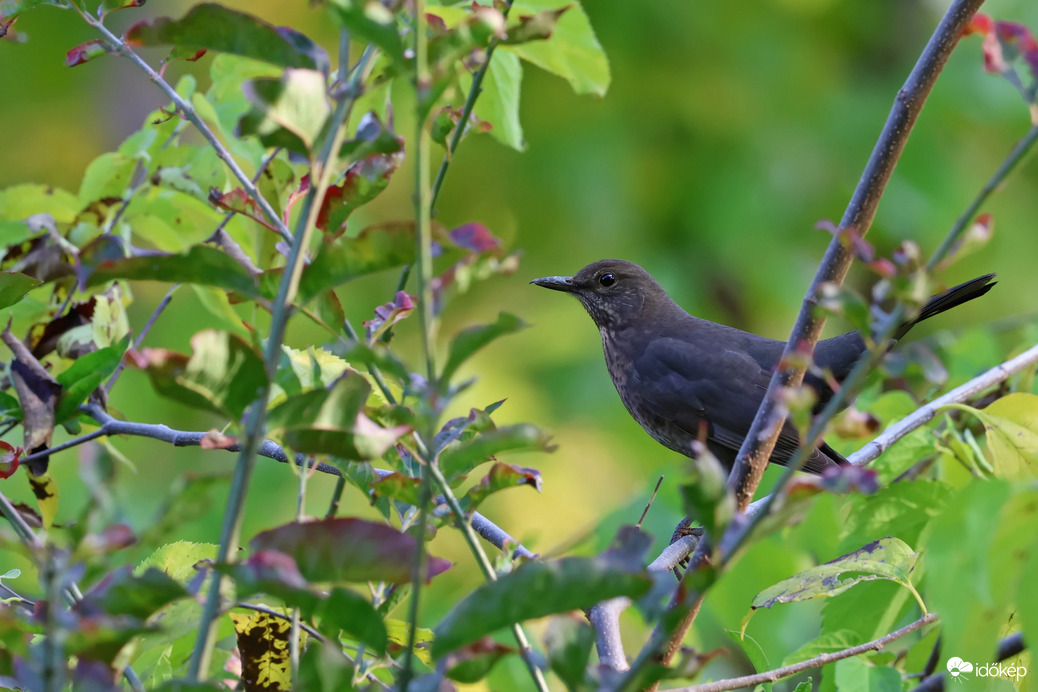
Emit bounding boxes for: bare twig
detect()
[673,613,938,692]
[105,284,179,392]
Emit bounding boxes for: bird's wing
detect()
[632,336,841,472]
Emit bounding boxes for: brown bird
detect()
[532,260,995,473]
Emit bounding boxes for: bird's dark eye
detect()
[599,273,616,287]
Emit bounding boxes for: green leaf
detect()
[80,567,189,620]
[240,69,331,155]
[503,0,610,96]
[948,393,1038,478]
[781,629,862,667]
[138,474,230,550]
[313,587,388,655]
[0,271,40,310]
[296,639,355,692]
[439,312,527,386]
[726,631,771,692]
[297,222,416,302]
[432,556,653,657]
[439,423,554,482]
[316,153,405,234]
[55,342,126,423]
[833,656,902,692]
[0,184,81,224]
[82,242,260,296]
[461,462,542,511]
[326,0,405,66]
[752,537,920,610]
[131,330,267,420]
[125,3,324,70]
[543,615,594,691]
[78,151,135,205]
[249,517,451,584]
[466,48,524,150]
[0,0,65,23]
[267,372,410,460]
[445,639,516,683]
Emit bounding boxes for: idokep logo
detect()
[946,656,1027,683]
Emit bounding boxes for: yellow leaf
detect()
[27,471,58,529]
[229,608,300,691]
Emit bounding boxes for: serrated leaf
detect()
[948,394,1038,479]
[432,556,652,657]
[297,222,416,302]
[130,330,267,420]
[126,4,324,70]
[752,537,919,611]
[503,0,610,96]
[439,423,553,482]
[267,372,409,459]
[250,517,451,584]
[439,312,527,386]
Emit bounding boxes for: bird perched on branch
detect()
[532,260,995,473]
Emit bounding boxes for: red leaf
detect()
[363,291,417,343]
[450,223,501,254]
[65,39,110,67]
[0,441,21,480]
[316,153,404,235]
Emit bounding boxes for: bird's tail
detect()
[894,273,997,340]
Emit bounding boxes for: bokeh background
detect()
[3,0,1038,687]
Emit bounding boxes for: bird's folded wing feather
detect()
[632,336,839,472]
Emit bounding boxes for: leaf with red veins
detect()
[65,39,111,67]
[450,223,501,255]
[0,441,22,480]
[317,152,405,235]
[208,187,277,231]
[363,291,416,344]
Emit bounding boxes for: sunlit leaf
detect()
[229,609,294,692]
[751,537,920,611]
[325,0,405,66]
[240,69,331,155]
[129,330,267,420]
[461,462,542,512]
[439,423,554,483]
[947,394,1038,479]
[503,0,610,96]
[267,372,409,459]
[0,271,40,309]
[55,342,126,423]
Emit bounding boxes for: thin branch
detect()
[73,10,294,246]
[849,341,1038,466]
[42,404,534,561]
[233,602,325,642]
[429,0,516,212]
[105,284,179,392]
[673,613,938,692]
[910,632,1025,692]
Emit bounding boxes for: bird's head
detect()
[531,259,671,330]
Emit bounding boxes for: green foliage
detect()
[1,0,1037,689]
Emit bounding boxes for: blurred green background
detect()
[2,0,1038,687]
